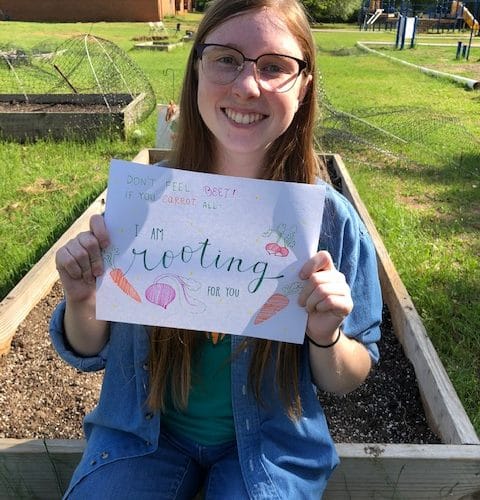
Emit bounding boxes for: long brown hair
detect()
[148,0,325,420]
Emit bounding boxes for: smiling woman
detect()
[194,7,313,177]
[48,1,383,498]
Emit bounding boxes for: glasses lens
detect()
[256,55,301,92]
[201,45,244,85]
[199,45,305,93]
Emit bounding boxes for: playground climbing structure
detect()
[360,0,479,34]
[451,1,479,32]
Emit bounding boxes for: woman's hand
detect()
[298,251,371,394]
[298,250,353,345]
[55,214,110,303]
[55,214,111,356]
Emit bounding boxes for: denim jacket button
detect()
[143,363,148,370]
[145,440,152,446]
[101,451,109,459]
[90,460,97,466]
[145,412,154,420]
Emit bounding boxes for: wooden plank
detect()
[0,93,145,141]
[0,94,133,105]
[0,439,69,500]
[325,443,480,499]
[132,147,152,164]
[132,147,168,164]
[0,112,124,141]
[1,439,478,500]
[123,92,147,130]
[331,153,479,446]
[0,192,106,354]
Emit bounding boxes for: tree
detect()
[302,0,360,23]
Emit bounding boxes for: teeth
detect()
[224,108,264,124]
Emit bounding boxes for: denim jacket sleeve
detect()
[319,183,382,362]
[49,300,110,372]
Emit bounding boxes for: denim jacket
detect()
[50,182,382,499]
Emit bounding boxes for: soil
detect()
[0,281,440,444]
[0,102,122,113]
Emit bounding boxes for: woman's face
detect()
[197,8,311,176]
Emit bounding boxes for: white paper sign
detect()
[96,159,326,344]
[155,103,179,150]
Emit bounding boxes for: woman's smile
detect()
[222,107,267,125]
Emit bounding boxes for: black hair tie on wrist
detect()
[306,329,342,349]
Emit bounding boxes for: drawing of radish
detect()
[145,282,176,308]
[103,249,142,303]
[254,293,289,325]
[265,242,289,257]
[263,223,296,257]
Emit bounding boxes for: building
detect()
[0,0,193,22]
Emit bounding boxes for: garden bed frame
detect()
[0,149,479,499]
[133,41,184,51]
[0,93,146,142]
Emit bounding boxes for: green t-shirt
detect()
[161,335,235,445]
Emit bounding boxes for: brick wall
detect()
[0,0,183,22]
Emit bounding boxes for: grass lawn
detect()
[313,28,479,434]
[0,19,478,435]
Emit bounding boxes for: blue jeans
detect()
[67,428,249,499]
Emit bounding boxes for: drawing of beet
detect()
[254,293,289,325]
[145,282,176,309]
[145,274,206,313]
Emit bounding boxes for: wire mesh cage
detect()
[0,34,156,124]
[315,72,480,172]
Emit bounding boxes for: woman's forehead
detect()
[204,9,301,56]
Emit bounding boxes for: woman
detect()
[51,0,382,498]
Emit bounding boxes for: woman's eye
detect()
[262,64,283,74]
[217,56,237,65]
[258,57,294,75]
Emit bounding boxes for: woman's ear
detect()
[299,74,313,104]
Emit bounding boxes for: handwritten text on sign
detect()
[96,159,325,344]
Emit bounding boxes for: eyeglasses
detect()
[195,43,308,93]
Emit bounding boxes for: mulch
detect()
[0,281,440,444]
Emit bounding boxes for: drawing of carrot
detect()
[110,268,142,303]
[207,332,225,345]
[254,293,289,325]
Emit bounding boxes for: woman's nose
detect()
[232,61,261,97]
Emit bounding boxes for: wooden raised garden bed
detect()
[133,41,184,52]
[0,149,479,499]
[0,93,146,142]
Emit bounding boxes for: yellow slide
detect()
[451,0,479,31]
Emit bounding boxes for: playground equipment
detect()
[360,0,479,34]
[359,1,413,30]
[451,0,480,31]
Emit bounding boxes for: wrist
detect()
[306,328,342,349]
